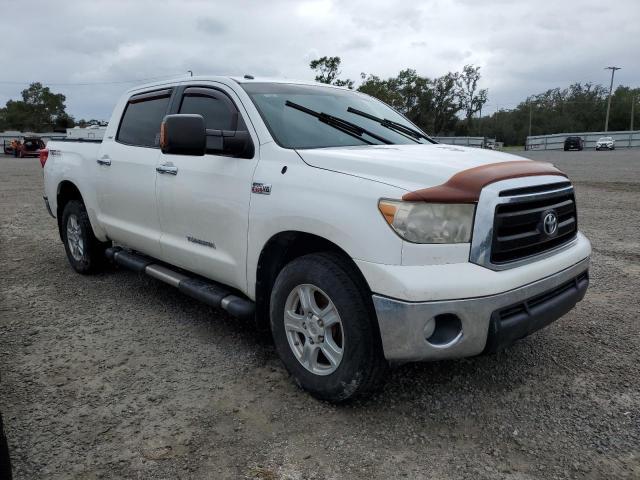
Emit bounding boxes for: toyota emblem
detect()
[543,211,558,236]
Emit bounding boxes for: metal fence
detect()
[432,136,495,148]
[526,130,640,150]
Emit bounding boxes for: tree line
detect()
[0,82,103,133]
[310,56,639,145]
[2,63,638,145]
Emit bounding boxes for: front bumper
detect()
[372,257,589,363]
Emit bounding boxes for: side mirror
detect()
[206,129,255,159]
[160,114,206,156]
[223,130,255,159]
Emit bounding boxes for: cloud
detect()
[1,0,638,120]
[196,17,228,35]
[342,37,374,51]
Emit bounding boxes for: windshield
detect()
[241,82,433,149]
[599,137,613,141]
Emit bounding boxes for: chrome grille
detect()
[491,184,577,264]
[469,176,579,271]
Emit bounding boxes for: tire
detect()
[564,147,568,151]
[270,252,388,402]
[61,200,109,274]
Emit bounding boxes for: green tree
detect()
[456,65,488,133]
[358,73,403,107]
[358,69,433,130]
[54,112,76,131]
[2,82,72,131]
[608,86,640,131]
[431,72,460,135]
[309,56,354,89]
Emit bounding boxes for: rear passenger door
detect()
[155,85,258,292]
[96,89,172,258]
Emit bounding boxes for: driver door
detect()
[155,85,258,292]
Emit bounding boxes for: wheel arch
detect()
[56,180,85,241]
[254,231,374,332]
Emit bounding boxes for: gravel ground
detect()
[1,149,639,479]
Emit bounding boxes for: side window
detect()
[179,94,235,130]
[117,91,171,147]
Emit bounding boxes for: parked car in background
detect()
[595,136,615,151]
[18,137,45,158]
[18,138,44,158]
[41,77,591,402]
[564,136,584,151]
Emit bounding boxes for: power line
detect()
[0,73,187,87]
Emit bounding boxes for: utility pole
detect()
[187,70,193,77]
[527,103,533,151]
[604,66,621,132]
[631,95,636,132]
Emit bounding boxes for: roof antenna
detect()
[187,70,193,77]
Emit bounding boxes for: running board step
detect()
[105,247,255,319]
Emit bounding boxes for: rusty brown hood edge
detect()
[401,160,567,203]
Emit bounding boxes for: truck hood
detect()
[296,144,530,192]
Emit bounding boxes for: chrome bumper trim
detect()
[372,257,590,363]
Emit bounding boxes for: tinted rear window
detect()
[117,93,171,147]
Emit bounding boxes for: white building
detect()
[66,125,106,140]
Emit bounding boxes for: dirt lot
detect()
[1,149,639,479]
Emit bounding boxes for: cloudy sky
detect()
[1,0,638,121]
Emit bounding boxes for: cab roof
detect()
[126,75,348,95]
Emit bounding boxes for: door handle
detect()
[156,164,178,175]
[96,156,111,166]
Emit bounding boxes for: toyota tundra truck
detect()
[41,76,591,402]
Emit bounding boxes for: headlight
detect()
[378,200,475,243]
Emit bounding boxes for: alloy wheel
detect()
[283,284,344,376]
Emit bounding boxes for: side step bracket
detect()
[106,247,255,319]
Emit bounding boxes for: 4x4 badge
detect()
[252,183,272,195]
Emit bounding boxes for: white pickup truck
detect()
[42,76,591,402]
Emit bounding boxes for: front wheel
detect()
[61,200,109,274]
[270,252,388,402]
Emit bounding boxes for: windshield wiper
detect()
[346,107,434,143]
[285,100,392,145]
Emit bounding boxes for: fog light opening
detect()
[426,314,463,347]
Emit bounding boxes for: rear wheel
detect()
[270,252,388,402]
[61,200,109,274]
